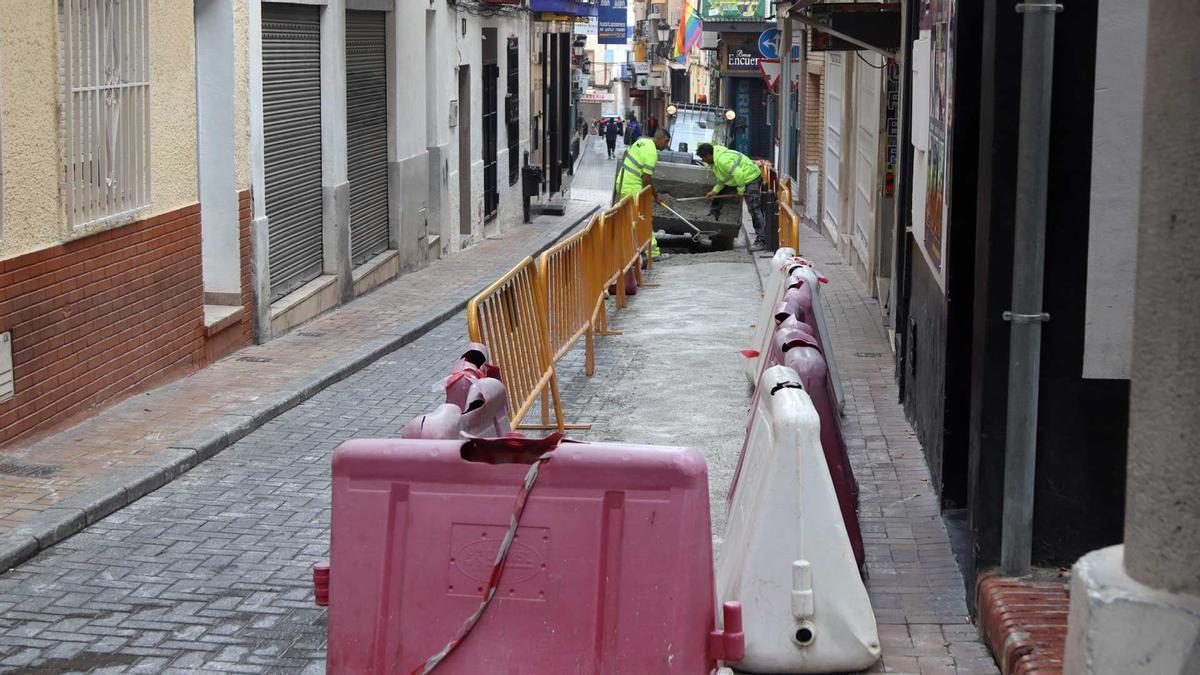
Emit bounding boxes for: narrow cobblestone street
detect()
[0,137,998,673]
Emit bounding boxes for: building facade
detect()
[0,1,232,447]
[0,0,547,448]
[791,0,1140,595]
[239,0,535,339]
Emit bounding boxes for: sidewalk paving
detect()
[752,224,999,674]
[0,199,600,571]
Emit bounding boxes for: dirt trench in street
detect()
[554,243,761,543]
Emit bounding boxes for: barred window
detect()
[59,0,150,229]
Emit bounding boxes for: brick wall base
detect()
[976,572,1070,675]
[0,191,255,447]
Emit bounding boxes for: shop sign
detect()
[536,13,590,23]
[726,47,761,71]
[598,0,628,45]
[700,0,765,20]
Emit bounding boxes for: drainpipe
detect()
[1000,0,1062,577]
[779,9,794,180]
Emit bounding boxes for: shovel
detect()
[658,199,718,247]
[671,194,742,202]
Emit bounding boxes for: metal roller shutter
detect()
[346,10,390,265]
[824,52,846,240]
[262,4,324,301]
[853,54,882,262]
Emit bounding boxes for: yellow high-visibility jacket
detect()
[710,145,761,195]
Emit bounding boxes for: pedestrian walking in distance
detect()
[604,118,621,159]
[626,116,642,145]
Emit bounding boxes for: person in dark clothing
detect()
[646,115,659,137]
[604,118,621,158]
[626,117,642,144]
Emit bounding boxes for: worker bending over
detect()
[697,143,768,250]
[614,129,672,259]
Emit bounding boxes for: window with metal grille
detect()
[59,0,151,230]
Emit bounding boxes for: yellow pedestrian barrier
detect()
[602,197,642,309]
[466,257,588,432]
[468,187,662,430]
[781,202,801,252]
[539,220,598,376]
[634,188,655,273]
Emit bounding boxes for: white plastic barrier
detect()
[744,248,798,385]
[717,365,879,673]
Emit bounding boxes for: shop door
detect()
[483,62,499,221]
[852,53,883,263]
[823,52,846,239]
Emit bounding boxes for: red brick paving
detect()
[788,226,1001,674]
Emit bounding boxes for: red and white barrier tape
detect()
[409,448,555,675]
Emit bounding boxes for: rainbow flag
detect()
[672,0,703,63]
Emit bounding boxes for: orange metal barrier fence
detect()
[466,257,577,430]
[468,187,658,430]
[539,215,599,377]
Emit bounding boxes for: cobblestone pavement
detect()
[0,191,597,537]
[0,317,467,673]
[0,143,996,673]
[0,144,618,673]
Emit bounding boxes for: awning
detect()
[783,2,900,59]
[530,0,597,17]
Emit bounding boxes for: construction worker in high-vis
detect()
[613,129,672,259]
[697,142,768,250]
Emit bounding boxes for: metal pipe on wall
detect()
[778,10,794,179]
[1000,0,1062,578]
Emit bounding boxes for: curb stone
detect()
[0,204,598,575]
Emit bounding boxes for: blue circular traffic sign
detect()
[758,28,801,60]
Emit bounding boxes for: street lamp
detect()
[656,20,670,44]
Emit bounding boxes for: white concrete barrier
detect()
[717,365,879,673]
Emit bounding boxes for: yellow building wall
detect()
[0,0,199,260]
[0,3,62,259]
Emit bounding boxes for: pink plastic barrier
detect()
[444,343,503,411]
[323,437,743,673]
[401,404,463,440]
[459,377,514,438]
[783,343,864,567]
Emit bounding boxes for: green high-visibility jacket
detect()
[709,145,761,195]
[615,137,659,197]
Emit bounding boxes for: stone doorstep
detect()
[0,203,600,576]
[976,571,1071,675]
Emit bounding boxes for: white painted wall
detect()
[241,0,533,332]
[195,0,241,297]
[1083,0,1148,380]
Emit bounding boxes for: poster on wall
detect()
[598,0,629,45]
[701,0,764,20]
[919,0,954,278]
